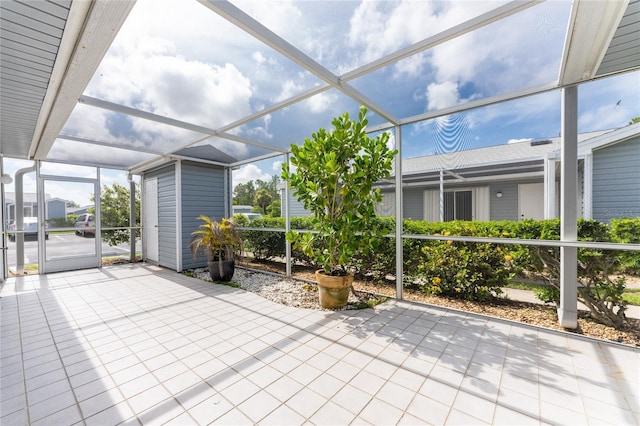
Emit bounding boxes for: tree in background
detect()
[254,188,272,214]
[91,183,141,246]
[629,116,640,125]
[266,199,281,217]
[233,181,256,206]
[233,175,280,216]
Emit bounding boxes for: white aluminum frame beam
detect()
[558,86,579,329]
[78,95,286,154]
[198,0,399,124]
[341,0,541,82]
[57,134,165,155]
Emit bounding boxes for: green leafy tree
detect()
[254,188,272,214]
[91,183,140,246]
[234,175,280,214]
[233,181,256,206]
[266,199,281,217]
[282,106,397,275]
[629,116,640,125]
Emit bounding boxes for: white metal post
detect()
[583,153,593,220]
[439,169,444,222]
[129,176,136,262]
[559,86,578,329]
[544,156,556,219]
[395,126,403,300]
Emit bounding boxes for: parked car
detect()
[8,217,48,242]
[240,213,263,221]
[75,213,95,237]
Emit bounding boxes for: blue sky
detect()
[46,0,639,187]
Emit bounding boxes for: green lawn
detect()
[623,288,640,306]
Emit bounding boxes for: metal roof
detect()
[392,124,640,187]
[1,0,639,171]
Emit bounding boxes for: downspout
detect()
[15,165,36,274]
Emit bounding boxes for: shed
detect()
[45,198,67,220]
[142,160,232,272]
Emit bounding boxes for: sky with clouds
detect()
[42,0,639,190]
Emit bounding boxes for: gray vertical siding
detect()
[281,190,311,218]
[146,164,177,270]
[181,162,226,270]
[46,200,66,219]
[592,137,640,222]
[383,180,542,222]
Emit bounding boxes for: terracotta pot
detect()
[208,259,235,282]
[315,270,354,309]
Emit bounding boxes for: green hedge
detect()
[240,216,639,309]
[610,218,640,274]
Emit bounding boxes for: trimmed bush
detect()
[240,214,635,328]
[611,218,640,274]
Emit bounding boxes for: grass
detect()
[623,289,640,306]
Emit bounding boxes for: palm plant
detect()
[190,215,242,281]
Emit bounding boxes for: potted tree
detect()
[282,106,397,308]
[190,215,242,281]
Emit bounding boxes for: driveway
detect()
[5,233,136,267]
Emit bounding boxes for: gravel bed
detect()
[192,267,382,310]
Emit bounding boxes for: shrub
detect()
[610,218,640,274]
[410,222,516,301]
[240,217,286,261]
[513,218,628,329]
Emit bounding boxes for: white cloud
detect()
[426,82,460,111]
[234,0,302,34]
[275,80,305,103]
[243,115,273,141]
[306,92,338,114]
[232,164,271,188]
[252,51,266,65]
[90,44,253,129]
[579,104,632,132]
[272,160,283,172]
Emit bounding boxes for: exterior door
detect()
[40,177,100,273]
[519,183,545,220]
[144,178,159,263]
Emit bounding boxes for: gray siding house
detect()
[5,193,68,223]
[377,124,639,223]
[142,160,231,272]
[281,124,640,223]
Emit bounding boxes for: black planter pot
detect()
[208,259,235,282]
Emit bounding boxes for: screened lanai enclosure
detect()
[1,0,639,328]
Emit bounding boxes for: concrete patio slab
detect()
[1,264,638,425]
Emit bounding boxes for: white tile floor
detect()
[1,264,638,425]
